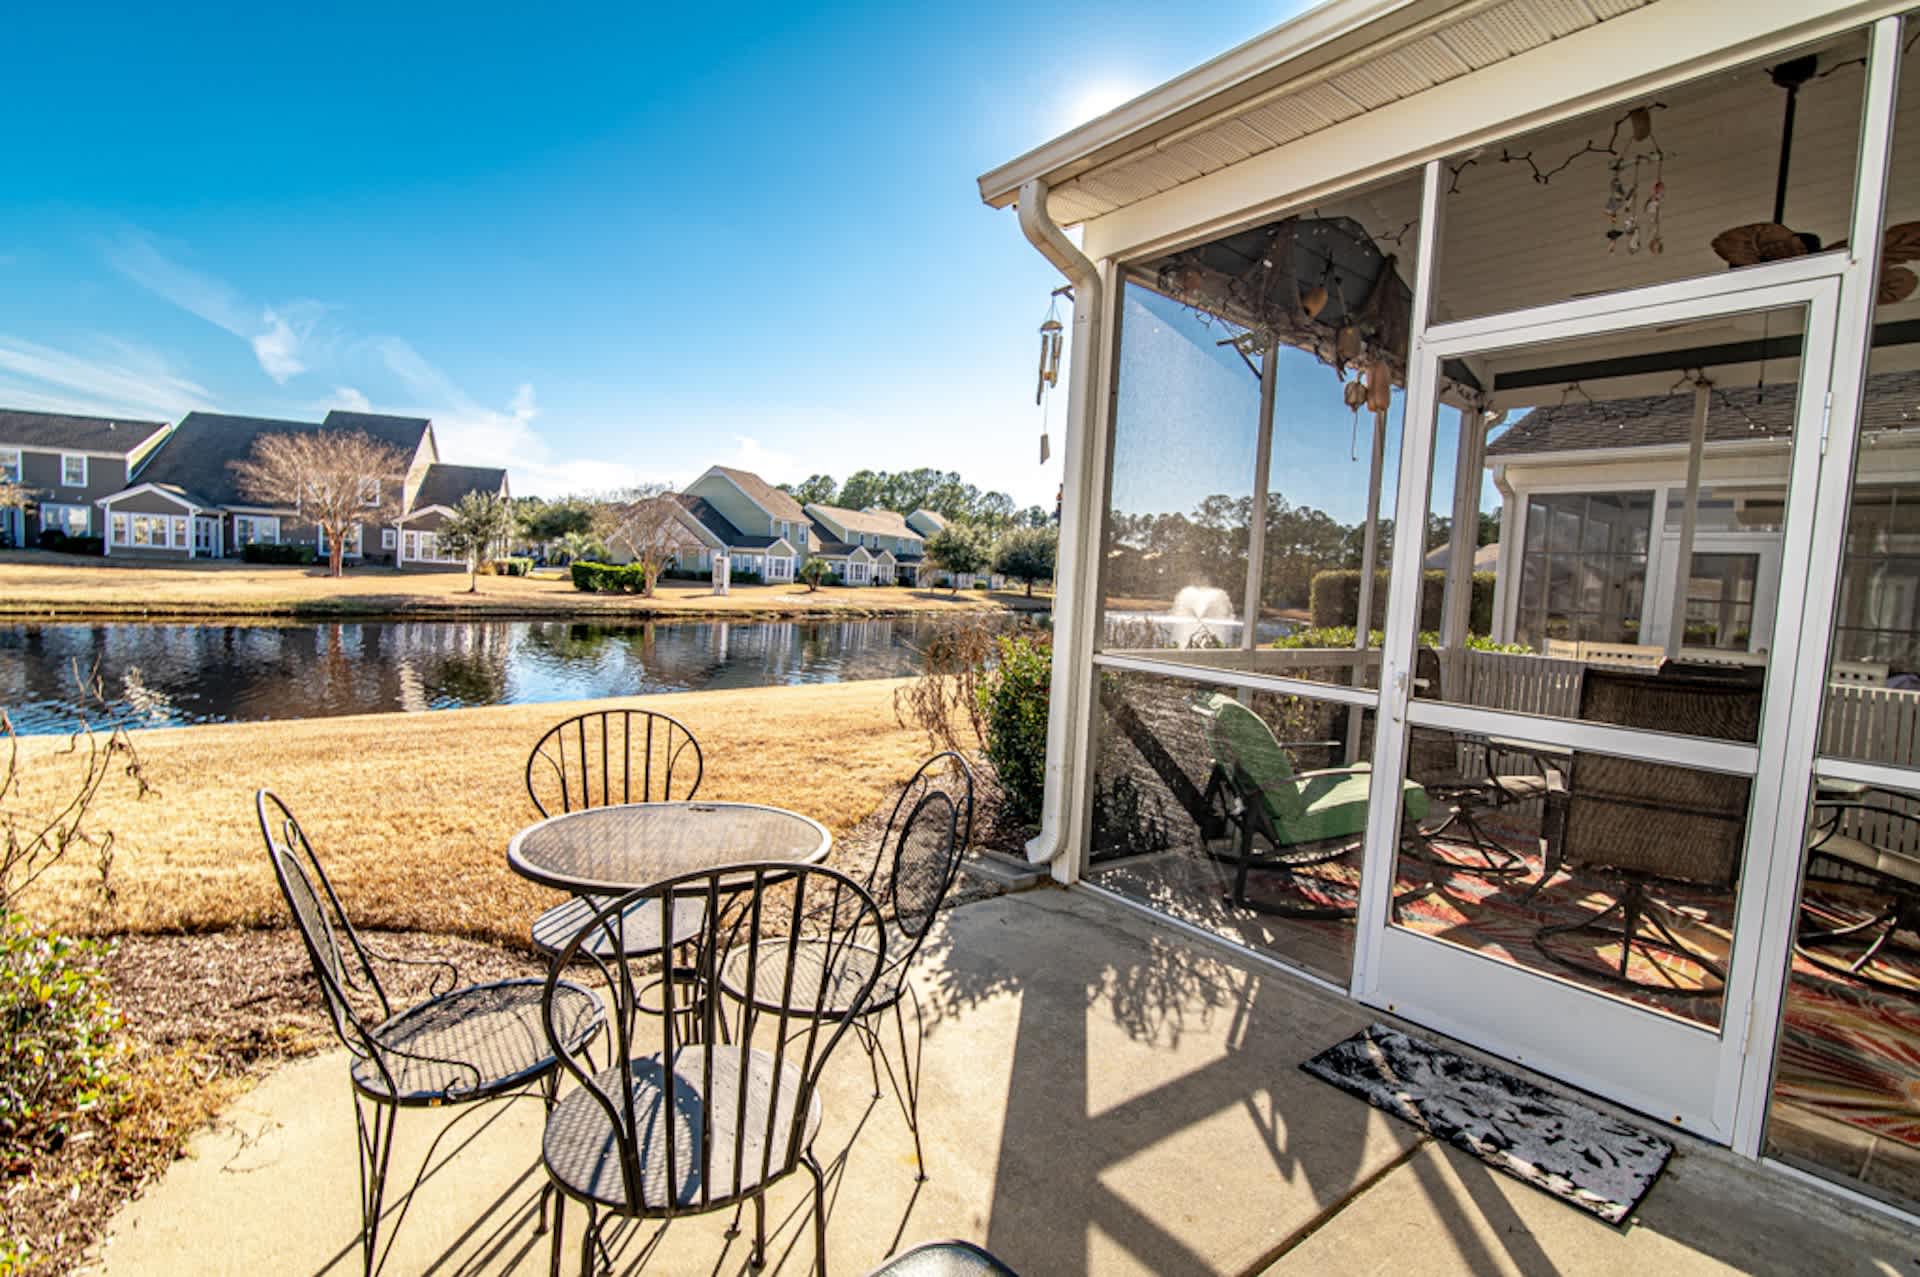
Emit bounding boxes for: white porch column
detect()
[1241,338,1279,651]
[1347,406,1388,762]
[1664,380,1712,659]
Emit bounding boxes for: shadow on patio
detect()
[96,888,1914,1276]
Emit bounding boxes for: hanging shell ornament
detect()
[1366,360,1393,413]
[1334,323,1362,373]
[1301,284,1329,320]
[1343,377,1369,415]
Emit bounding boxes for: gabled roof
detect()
[322,409,433,438]
[708,466,808,522]
[674,493,792,550]
[907,508,948,532]
[410,462,507,512]
[805,503,921,540]
[128,411,434,508]
[98,481,215,510]
[0,408,170,455]
[1482,374,1920,462]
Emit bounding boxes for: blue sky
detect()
[0,1,1311,504]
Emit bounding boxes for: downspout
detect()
[1017,179,1104,875]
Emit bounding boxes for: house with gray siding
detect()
[393,463,512,568]
[0,410,172,548]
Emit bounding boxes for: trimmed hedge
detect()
[1309,568,1495,634]
[488,557,533,577]
[37,531,104,556]
[241,543,317,565]
[571,561,645,592]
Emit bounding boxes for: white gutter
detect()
[1017,179,1105,876]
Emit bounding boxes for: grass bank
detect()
[0,551,1050,621]
[13,679,940,944]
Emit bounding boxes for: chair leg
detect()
[891,991,927,1182]
[802,1150,829,1277]
[578,1203,599,1277]
[353,1092,397,1277]
[752,1191,768,1268]
[548,1190,566,1277]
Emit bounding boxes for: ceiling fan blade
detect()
[1882,221,1920,264]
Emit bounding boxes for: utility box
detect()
[712,553,729,596]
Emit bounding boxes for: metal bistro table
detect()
[509,801,833,1029]
[509,800,831,896]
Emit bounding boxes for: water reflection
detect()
[0,615,1021,735]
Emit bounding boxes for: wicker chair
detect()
[256,790,603,1276]
[1531,667,1761,995]
[540,864,884,1277]
[718,752,973,1181]
[525,708,706,963]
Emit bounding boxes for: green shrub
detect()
[36,531,104,557]
[971,580,991,591]
[241,543,317,565]
[1271,625,1527,654]
[570,561,649,593]
[489,556,533,577]
[730,569,763,586]
[977,633,1052,827]
[1308,569,1495,633]
[0,913,122,1153]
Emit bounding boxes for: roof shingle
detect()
[132,411,431,508]
[409,463,507,512]
[0,409,170,455]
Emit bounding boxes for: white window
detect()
[318,524,363,556]
[233,516,281,546]
[41,503,90,537]
[122,513,171,547]
[382,527,397,550]
[171,516,188,547]
[60,454,87,487]
[0,448,18,482]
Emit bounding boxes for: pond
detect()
[0,614,1040,735]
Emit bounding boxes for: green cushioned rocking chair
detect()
[1195,692,1431,918]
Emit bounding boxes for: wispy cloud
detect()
[0,335,212,420]
[361,337,654,496]
[329,385,372,412]
[106,233,327,384]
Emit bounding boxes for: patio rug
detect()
[1301,1021,1673,1225]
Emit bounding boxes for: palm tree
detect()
[555,530,606,565]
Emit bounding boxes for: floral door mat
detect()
[1301,1022,1673,1225]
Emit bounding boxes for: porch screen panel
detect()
[1411,307,1810,745]
[1088,665,1388,986]
[1102,169,1423,685]
[1432,29,1867,324]
[1762,774,1920,1214]
[1813,31,1920,770]
[1097,281,1259,661]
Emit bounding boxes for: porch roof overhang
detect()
[978,0,1656,232]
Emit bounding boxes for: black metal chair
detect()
[1798,794,1920,993]
[719,753,972,1182]
[540,863,885,1277]
[255,790,603,1277]
[526,708,707,963]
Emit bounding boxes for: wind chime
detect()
[1605,106,1665,255]
[1034,289,1067,464]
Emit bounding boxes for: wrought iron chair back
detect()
[541,862,883,1220]
[256,789,390,1061]
[887,790,964,949]
[872,751,974,892]
[525,707,703,817]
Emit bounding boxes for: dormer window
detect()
[360,478,381,507]
[60,454,87,487]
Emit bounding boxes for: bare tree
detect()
[229,431,406,577]
[593,485,700,597]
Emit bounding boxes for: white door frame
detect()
[1353,183,1847,1141]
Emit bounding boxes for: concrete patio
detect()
[90,889,1916,1276]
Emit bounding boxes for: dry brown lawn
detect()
[0,551,1047,620]
[14,679,941,944]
